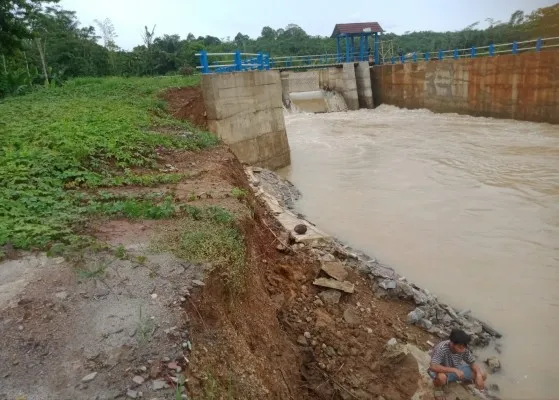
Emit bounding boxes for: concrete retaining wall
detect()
[372,51,559,123]
[201,70,291,169]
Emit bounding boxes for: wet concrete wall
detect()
[281,63,373,112]
[372,52,559,124]
[201,70,291,169]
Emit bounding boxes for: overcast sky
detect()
[59,0,556,50]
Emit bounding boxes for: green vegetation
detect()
[136,306,154,343]
[85,172,188,188]
[88,197,176,219]
[201,371,235,400]
[231,187,248,199]
[77,262,108,279]
[156,206,246,297]
[115,245,127,259]
[2,1,557,96]
[0,76,218,249]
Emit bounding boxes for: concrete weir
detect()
[281,62,374,113]
[200,70,291,169]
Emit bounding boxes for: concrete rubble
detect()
[246,166,505,397]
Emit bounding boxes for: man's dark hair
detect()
[449,329,471,346]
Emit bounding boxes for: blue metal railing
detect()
[196,50,270,73]
[198,37,559,74]
[387,36,558,65]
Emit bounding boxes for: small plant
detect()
[231,187,248,199]
[200,371,235,400]
[47,242,66,257]
[136,255,147,264]
[115,245,127,259]
[184,205,202,220]
[136,306,154,343]
[205,206,234,224]
[77,263,107,279]
[203,372,219,400]
[175,374,186,400]
[187,192,197,202]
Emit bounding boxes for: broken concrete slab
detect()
[313,277,354,293]
[320,261,348,281]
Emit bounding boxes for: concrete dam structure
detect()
[200,51,558,168]
[373,51,559,124]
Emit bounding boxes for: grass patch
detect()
[82,172,188,188]
[77,263,108,279]
[231,187,248,199]
[155,207,247,297]
[0,76,218,249]
[201,371,236,400]
[88,197,176,219]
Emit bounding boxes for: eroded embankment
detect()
[0,83,500,400]
[0,144,429,400]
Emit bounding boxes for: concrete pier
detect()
[200,70,291,169]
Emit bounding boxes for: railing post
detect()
[257,52,263,70]
[425,52,429,61]
[512,41,518,54]
[412,52,417,62]
[391,56,395,64]
[536,37,542,52]
[438,49,443,60]
[374,32,380,65]
[400,54,405,64]
[336,36,341,63]
[453,49,458,60]
[489,44,495,56]
[234,50,242,71]
[345,35,351,63]
[200,50,209,74]
[471,46,476,58]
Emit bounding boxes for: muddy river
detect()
[280,106,559,398]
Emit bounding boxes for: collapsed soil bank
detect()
[0,84,501,400]
[0,146,429,400]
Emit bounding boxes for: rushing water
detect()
[280,106,559,398]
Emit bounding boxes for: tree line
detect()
[1,0,557,97]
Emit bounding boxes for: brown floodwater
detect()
[280,106,559,399]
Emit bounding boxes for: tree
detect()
[260,26,276,40]
[522,4,559,37]
[509,10,525,26]
[94,18,118,73]
[0,0,59,56]
[140,25,156,74]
